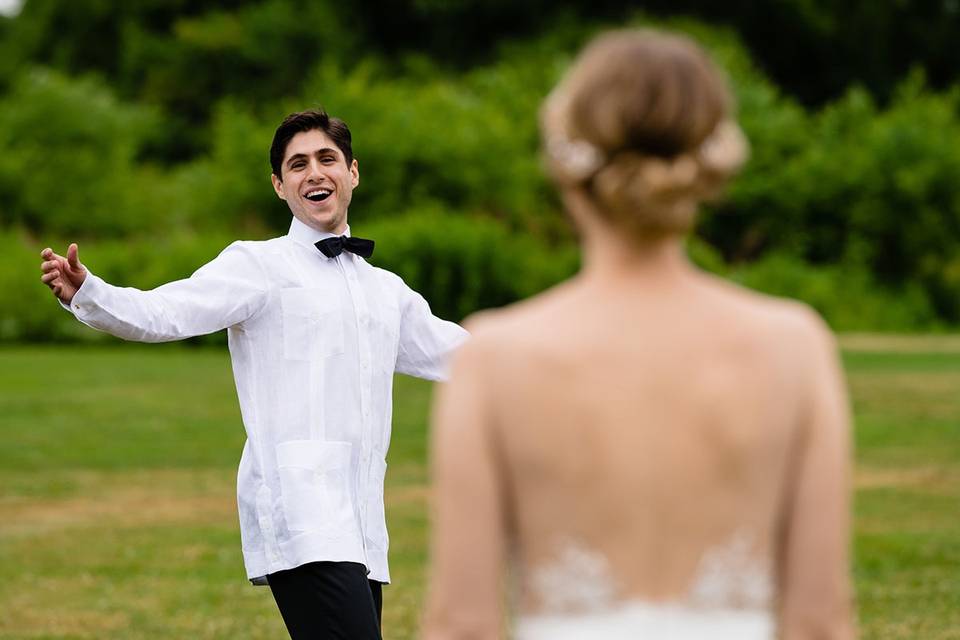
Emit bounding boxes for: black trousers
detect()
[268,561,383,640]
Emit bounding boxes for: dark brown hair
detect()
[270,109,353,178]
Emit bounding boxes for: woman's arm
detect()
[423,334,508,640]
[778,312,856,639]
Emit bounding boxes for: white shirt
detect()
[65,217,468,583]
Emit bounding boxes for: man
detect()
[39,110,468,639]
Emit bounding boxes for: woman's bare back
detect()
[425,268,853,638]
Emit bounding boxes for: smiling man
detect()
[271,117,358,236]
[39,110,468,639]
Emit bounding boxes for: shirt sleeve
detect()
[65,241,269,342]
[395,282,469,381]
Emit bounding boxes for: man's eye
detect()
[291,162,305,169]
[321,157,335,164]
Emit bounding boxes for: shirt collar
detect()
[286,216,351,250]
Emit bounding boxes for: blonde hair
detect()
[542,29,748,239]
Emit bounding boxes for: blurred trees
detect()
[0,1,959,339]
[4,1,958,113]
[640,0,960,106]
[0,69,161,236]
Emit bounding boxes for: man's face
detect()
[271,129,359,234]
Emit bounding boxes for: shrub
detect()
[730,252,940,332]
[3,14,960,334]
[0,69,163,237]
[360,208,578,322]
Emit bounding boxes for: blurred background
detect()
[0,1,958,639]
[1,0,960,335]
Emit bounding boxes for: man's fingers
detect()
[41,249,68,264]
[39,248,75,302]
[67,243,81,269]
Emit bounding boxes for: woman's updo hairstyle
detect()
[542,29,748,239]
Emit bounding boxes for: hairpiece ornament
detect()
[697,120,749,173]
[546,135,604,181]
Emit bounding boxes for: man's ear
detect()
[350,159,359,189]
[271,173,286,200]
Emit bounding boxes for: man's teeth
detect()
[305,190,331,202]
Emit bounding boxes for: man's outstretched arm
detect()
[39,241,268,342]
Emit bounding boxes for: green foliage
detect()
[6,0,959,110]
[638,0,960,106]
[299,57,558,237]
[0,69,162,236]
[729,253,940,332]
[362,208,578,321]
[0,229,81,342]
[167,102,285,233]
[1,7,959,337]
[702,74,960,322]
[845,80,960,321]
[121,0,358,142]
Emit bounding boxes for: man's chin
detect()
[296,212,346,235]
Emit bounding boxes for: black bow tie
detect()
[314,235,375,259]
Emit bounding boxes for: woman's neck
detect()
[579,226,694,288]
[562,187,696,288]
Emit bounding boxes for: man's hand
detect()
[40,243,88,305]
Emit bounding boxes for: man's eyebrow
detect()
[285,148,339,167]
[285,153,308,167]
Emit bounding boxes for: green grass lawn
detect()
[1,338,958,639]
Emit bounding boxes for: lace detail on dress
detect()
[526,532,773,615]
[530,541,619,614]
[517,535,775,640]
[687,532,773,610]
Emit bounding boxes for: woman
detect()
[423,29,855,639]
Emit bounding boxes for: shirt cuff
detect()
[62,272,103,318]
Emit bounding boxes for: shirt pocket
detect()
[275,440,355,533]
[280,287,344,361]
[363,457,389,551]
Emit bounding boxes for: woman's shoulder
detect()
[461,280,584,347]
[446,281,589,380]
[700,273,836,353]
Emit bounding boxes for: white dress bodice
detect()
[513,534,775,639]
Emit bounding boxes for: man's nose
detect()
[306,159,323,181]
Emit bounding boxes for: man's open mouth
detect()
[305,189,332,202]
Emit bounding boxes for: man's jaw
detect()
[294,207,346,235]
